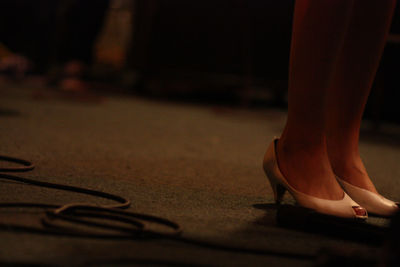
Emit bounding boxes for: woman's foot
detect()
[326,138,399,216]
[276,137,345,200]
[327,140,378,194]
[265,138,367,218]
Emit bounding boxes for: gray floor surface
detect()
[1,84,400,266]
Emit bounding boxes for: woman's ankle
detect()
[327,145,378,193]
[278,134,328,155]
[275,136,344,199]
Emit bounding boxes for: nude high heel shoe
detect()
[336,177,399,217]
[263,138,367,219]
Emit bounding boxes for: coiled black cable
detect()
[0,155,315,261]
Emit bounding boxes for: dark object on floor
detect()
[315,246,382,267]
[383,210,400,266]
[276,204,388,244]
[312,211,400,266]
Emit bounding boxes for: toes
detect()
[352,206,367,217]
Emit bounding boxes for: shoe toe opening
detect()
[352,206,367,217]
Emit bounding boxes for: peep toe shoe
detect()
[336,177,399,217]
[263,139,367,219]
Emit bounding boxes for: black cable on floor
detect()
[0,155,315,261]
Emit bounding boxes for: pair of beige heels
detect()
[263,139,399,219]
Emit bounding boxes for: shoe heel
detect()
[267,176,286,204]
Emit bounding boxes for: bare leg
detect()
[277,0,354,200]
[326,0,396,193]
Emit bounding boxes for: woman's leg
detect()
[325,0,396,193]
[277,0,355,200]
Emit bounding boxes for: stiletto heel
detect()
[268,176,286,204]
[263,138,368,219]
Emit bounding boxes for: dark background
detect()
[1,0,400,124]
